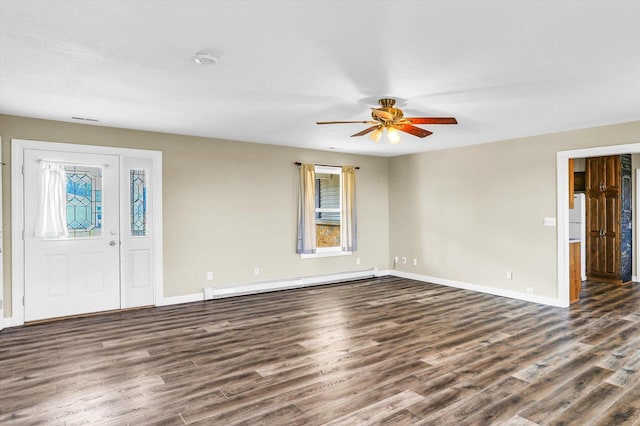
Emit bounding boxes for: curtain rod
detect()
[37,158,110,168]
[294,162,360,170]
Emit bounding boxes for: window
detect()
[130,169,147,236]
[296,163,358,258]
[65,165,102,238]
[314,166,342,252]
[297,163,357,258]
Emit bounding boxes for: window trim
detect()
[300,249,352,259]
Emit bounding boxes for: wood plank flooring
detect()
[1,276,640,425]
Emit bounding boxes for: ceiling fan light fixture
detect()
[387,127,401,144]
[315,98,457,144]
[369,127,383,142]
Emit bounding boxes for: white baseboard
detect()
[0,268,566,330]
[2,316,22,329]
[1,269,383,327]
[389,270,566,307]
[158,293,204,306]
[204,268,379,300]
[375,269,391,277]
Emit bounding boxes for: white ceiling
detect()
[1,1,639,157]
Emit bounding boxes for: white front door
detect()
[24,149,120,322]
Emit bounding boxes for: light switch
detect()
[543,217,556,227]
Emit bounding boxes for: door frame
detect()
[11,139,163,326]
[0,137,3,330]
[557,142,640,307]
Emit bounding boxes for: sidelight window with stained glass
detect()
[130,169,147,236]
[65,165,102,238]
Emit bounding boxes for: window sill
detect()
[300,250,352,259]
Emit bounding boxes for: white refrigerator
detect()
[569,193,587,281]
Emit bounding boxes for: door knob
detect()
[109,240,117,246]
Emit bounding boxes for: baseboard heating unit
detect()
[203,268,379,301]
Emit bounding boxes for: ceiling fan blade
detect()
[351,125,380,137]
[316,120,375,125]
[395,124,433,138]
[406,117,458,125]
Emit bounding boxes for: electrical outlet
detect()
[356,258,361,265]
[525,286,534,293]
[401,257,407,264]
[413,258,417,266]
[206,272,213,281]
[254,267,260,276]
[506,271,513,280]
[394,256,399,264]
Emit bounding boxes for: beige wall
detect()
[4,113,640,318]
[1,114,390,317]
[389,120,640,299]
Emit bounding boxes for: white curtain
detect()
[34,163,68,238]
[341,166,357,252]
[296,163,317,254]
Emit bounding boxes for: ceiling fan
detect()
[316,98,457,144]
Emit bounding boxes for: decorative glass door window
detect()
[130,169,147,236]
[65,165,102,238]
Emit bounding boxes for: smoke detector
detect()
[193,52,218,65]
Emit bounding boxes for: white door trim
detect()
[11,138,163,326]
[0,137,3,330]
[556,143,640,308]
[637,169,640,282]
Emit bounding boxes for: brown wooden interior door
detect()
[586,157,602,277]
[603,155,621,189]
[585,156,621,281]
[602,182,620,278]
[586,203,603,277]
[602,156,620,279]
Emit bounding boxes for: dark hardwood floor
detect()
[2,276,640,425]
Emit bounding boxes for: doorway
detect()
[568,155,633,306]
[557,143,640,307]
[12,139,163,325]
